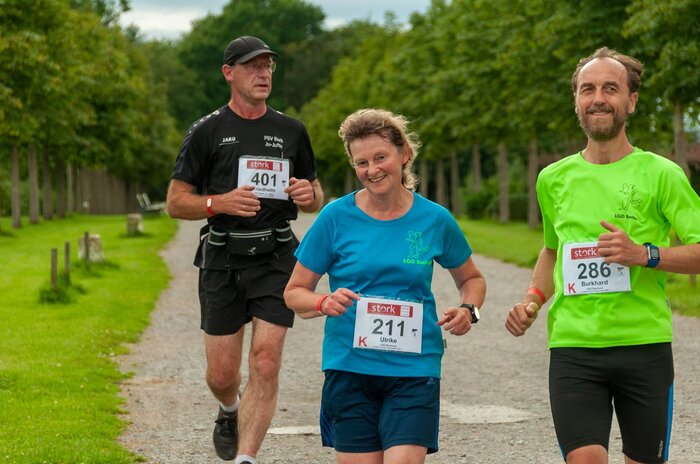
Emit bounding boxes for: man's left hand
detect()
[285,177,314,207]
[597,220,647,267]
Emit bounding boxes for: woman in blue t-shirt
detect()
[284,109,486,464]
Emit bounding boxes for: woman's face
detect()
[349,134,408,198]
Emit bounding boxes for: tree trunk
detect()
[56,157,66,218]
[673,99,689,177]
[66,162,74,214]
[449,149,463,216]
[28,145,40,224]
[497,142,509,223]
[419,158,429,198]
[435,157,446,207]
[527,137,540,229]
[42,148,53,220]
[11,145,22,228]
[471,143,482,191]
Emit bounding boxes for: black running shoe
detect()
[213,407,238,461]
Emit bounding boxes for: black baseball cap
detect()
[223,36,279,65]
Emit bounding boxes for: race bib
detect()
[353,297,423,354]
[562,242,631,296]
[237,156,290,200]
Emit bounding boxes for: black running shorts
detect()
[549,343,674,463]
[198,245,297,335]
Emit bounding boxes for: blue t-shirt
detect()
[294,191,471,378]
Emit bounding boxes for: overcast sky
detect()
[120,0,432,40]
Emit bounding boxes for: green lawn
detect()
[0,214,177,463]
[458,217,699,317]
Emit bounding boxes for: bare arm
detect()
[283,261,359,319]
[505,246,557,337]
[166,178,262,220]
[437,257,487,336]
[656,243,700,273]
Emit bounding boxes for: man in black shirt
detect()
[167,36,323,463]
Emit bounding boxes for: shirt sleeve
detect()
[171,124,211,192]
[658,162,700,244]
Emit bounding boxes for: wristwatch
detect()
[644,242,660,268]
[459,303,480,324]
[206,196,214,216]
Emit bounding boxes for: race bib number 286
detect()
[562,242,631,296]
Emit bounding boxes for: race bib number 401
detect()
[237,156,290,200]
[353,297,423,354]
[562,242,631,296]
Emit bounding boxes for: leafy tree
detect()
[624,0,700,177]
[282,19,384,112]
[177,0,325,123]
[299,25,403,197]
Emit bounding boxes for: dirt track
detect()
[119,214,700,463]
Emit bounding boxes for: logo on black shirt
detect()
[220,136,238,145]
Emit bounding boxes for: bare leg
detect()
[236,318,288,457]
[336,451,383,464]
[384,445,427,464]
[204,328,245,406]
[567,444,608,464]
[336,445,426,464]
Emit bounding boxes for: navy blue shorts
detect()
[320,369,440,454]
[549,343,674,463]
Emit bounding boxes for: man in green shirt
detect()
[505,47,700,464]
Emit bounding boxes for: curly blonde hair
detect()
[338,108,421,191]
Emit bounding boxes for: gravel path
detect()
[119,215,700,463]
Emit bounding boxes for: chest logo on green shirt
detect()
[619,183,641,211]
[404,231,431,265]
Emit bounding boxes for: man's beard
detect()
[577,104,628,141]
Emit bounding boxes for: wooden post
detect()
[83,231,90,269]
[64,241,71,285]
[51,248,58,289]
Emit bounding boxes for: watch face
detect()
[207,197,212,207]
[650,247,660,260]
[461,304,479,323]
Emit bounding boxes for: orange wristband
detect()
[315,295,329,313]
[527,287,546,304]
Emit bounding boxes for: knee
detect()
[206,362,240,391]
[249,349,282,381]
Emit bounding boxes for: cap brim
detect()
[235,49,280,64]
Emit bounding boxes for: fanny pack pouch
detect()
[226,228,276,256]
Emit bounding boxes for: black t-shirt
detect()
[171,105,318,269]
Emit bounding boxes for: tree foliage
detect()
[176,0,326,120]
[2,0,697,223]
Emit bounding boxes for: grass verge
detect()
[0,214,177,463]
[458,217,698,316]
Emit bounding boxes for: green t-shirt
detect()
[537,147,700,348]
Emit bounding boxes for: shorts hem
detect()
[383,439,437,454]
[560,438,609,457]
[332,444,383,453]
[623,449,667,464]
